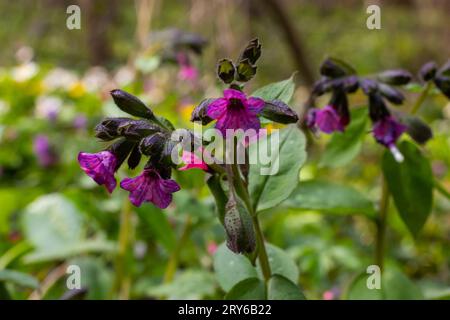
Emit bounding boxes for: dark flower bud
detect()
[434,75,450,99]
[238,38,262,65]
[127,144,142,169]
[377,69,412,85]
[419,61,437,82]
[156,115,175,131]
[95,117,132,141]
[117,120,162,140]
[330,90,350,127]
[320,57,355,78]
[110,89,155,119]
[217,59,235,84]
[368,93,390,122]
[360,78,378,95]
[438,60,450,77]
[224,196,256,254]
[311,78,330,96]
[139,132,167,156]
[109,138,135,171]
[378,83,405,105]
[339,75,359,93]
[260,99,299,124]
[397,113,433,145]
[236,59,257,82]
[191,98,214,125]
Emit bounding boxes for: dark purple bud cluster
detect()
[79,89,182,208]
[304,57,450,161]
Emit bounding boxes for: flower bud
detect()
[108,139,135,171]
[368,93,390,122]
[110,89,155,119]
[434,75,450,99]
[191,98,214,125]
[224,196,256,254]
[236,59,257,82]
[127,144,142,169]
[378,84,405,105]
[419,61,437,82]
[399,114,433,145]
[238,38,262,65]
[217,59,235,84]
[377,69,412,85]
[139,132,167,156]
[117,120,162,140]
[360,78,378,95]
[95,117,132,141]
[260,99,299,124]
[319,57,355,78]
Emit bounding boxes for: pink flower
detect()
[307,105,345,134]
[179,149,209,171]
[207,241,218,255]
[206,89,265,136]
[178,65,198,82]
[120,168,180,208]
[78,151,117,193]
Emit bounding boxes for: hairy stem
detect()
[375,178,389,271]
[411,81,432,114]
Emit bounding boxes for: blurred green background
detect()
[0,0,448,300]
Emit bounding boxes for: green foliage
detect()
[382,141,434,236]
[251,74,296,104]
[268,275,306,300]
[249,126,306,212]
[225,278,266,300]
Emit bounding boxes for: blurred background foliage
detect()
[0,0,448,300]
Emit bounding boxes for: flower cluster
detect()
[78,89,182,208]
[304,57,441,161]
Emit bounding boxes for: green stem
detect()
[434,178,450,200]
[163,216,192,283]
[112,199,133,299]
[411,82,432,115]
[375,177,389,271]
[0,242,31,270]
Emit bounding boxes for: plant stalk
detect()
[375,177,389,271]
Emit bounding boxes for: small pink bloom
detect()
[179,149,209,171]
[207,241,218,255]
[178,65,198,82]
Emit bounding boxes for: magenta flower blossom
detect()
[206,89,265,135]
[120,168,180,208]
[373,115,407,162]
[178,65,198,82]
[78,151,117,193]
[33,135,57,168]
[179,149,209,171]
[307,106,344,134]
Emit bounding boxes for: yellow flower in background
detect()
[69,81,86,98]
[264,122,285,134]
[180,103,195,123]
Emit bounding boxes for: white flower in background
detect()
[82,66,110,92]
[35,95,62,121]
[11,62,39,82]
[43,67,78,91]
[114,66,135,86]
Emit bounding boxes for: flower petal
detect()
[206,98,228,119]
[223,88,246,100]
[247,97,265,114]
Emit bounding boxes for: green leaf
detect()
[346,267,424,300]
[251,74,296,104]
[213,243,257,291]
[258,244,299,284]
[382,141,433,236]
[0,269,39,289]
[225,278,266,300]
[268,275,306,300]
[285,180,376,217]
[249,126,307,212]
[22,193,84,252]
[320,107,369,168]
[23,240,116,264]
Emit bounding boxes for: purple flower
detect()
[73,115,87,130]
[120,168,180,208]
[33,135,57,167]
[78,151,117,193]
[307,105,344,134]
[206,89,265,135]
[373,116,407,162]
